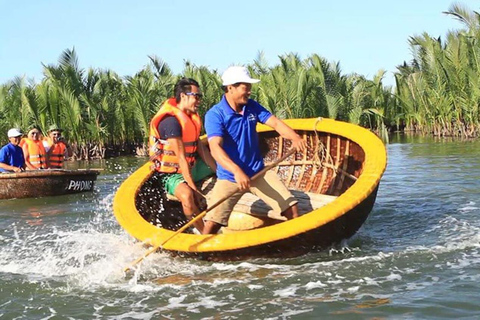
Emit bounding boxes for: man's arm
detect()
[208,136,250,190]
[0,162,22,172]
[197,139,216,172]
[168,137,197,191]
[45,143,53,168]
[265,116,307,152]
[59,138,73,158]
[65,144,73,158]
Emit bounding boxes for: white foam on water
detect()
[1,224,143,285]
[385,273,402,281]
[273,284,299,297]
[278,308,315,318]
[362,277,379,286]
[210,278,248,286]
[347,286,360,293]
[6,212,462,309]
[110,310,158,320]
[0,176,405,313]
[305,280,327,290]
[168,294,186,305]
[247,284,263,290]
[0,188,200,294]
[155,294,230,314]
[2,165,479,320]
[212,261,290,272]
[394,214,480,262]
[457,201,478,212]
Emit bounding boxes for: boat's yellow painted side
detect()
[113,118,387,253]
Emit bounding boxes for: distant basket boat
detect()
[0,169,100,200]
[113,118,387,260]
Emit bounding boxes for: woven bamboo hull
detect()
[113,118,387,260]
[0,169,100,200]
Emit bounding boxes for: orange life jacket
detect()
[44,137,67,168]
[149,98,201,173]
[22,138,47,169]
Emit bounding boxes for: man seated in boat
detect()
[0,128,26,173]
[20,127,47,170]
[149,78,216,234]
[203,66,307,234]
[43,125,73,169]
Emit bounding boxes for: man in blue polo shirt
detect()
[203,66,307,234]
[0,128,26,173]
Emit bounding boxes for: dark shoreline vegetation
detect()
[1,4,478,160]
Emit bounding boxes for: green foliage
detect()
[1,47,393,158]
[6,4,480,154]
[391,3,480,137]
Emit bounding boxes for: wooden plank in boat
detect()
[235,190,338,216]
[166,188,337,216]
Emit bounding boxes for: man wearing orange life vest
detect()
[21,127,47,170]
[43,125,72,169]
[149,78,216,234]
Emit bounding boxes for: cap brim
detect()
[222,78,260,86]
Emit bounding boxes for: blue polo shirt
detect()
[0,142,25,172]
[205,95,272,182]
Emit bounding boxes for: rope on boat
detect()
[312,117,334,173]
[312,117,357,181]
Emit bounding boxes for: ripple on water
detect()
[1,146,480,319]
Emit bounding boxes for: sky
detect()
[1,0,479,87]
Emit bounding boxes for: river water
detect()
[1,136,479,319]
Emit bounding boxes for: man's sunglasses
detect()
[185,92,203,99]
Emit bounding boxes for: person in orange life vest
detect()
[21,127,47,170]
[43,125,72,169]
[0,128,25,173]
[149,78,216,234]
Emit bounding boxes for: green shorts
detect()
[161,159,214,195]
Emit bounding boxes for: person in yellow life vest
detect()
[21,127,47,170]
[43,125,73,169]
[149,78,216,234]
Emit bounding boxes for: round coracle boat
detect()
[113,118,387,261]
[0,169,100,200]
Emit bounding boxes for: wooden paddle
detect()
[123,148,297,273]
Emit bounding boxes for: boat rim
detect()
[0,169,100,179]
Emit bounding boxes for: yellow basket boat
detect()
[113,118,387,260]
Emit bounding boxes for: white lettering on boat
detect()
[67,180,94,191]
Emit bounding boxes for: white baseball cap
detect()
[221,66,260,86]
[7,128,23,138]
